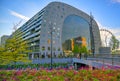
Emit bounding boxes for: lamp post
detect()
[43,20,56,69]
[50,25,53,69]
[49,22,56,70]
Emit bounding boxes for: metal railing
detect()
[86,54,120,66]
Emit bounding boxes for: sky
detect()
[0,0,120,41]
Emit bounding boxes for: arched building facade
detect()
[12,2,101,59]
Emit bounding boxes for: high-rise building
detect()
[11,2,101,59]
[0,35,9,47]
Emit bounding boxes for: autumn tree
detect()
[0,31,31,65]
[0,46,6,64]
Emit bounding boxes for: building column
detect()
[46,52,48,58]
[39,53,41,59]
[74,63,77,70]
[32,53,34,59]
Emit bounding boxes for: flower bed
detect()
[0,63,68,70]
[0,68,120,81]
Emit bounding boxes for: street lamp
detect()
[43,20,56,69]
[49,21,56,69]
[50,23,56,69]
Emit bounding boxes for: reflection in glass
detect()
[62,15,91,53]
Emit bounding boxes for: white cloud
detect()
[9,10,30,21]
[96,20,120,41]
[109,28,120,40]
[111,0,120,3]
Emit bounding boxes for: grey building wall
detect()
[99,47,111,54]
[11,2,101,59]
[40,2,101,55]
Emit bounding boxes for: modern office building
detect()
[12,2,101,59]
[0,35,9,47]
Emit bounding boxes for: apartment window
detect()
[35,46,39,51]
[61,15,63,18]
[34,53,39,59]
[62,8,64,11]
[54,53,56,58]
[57,6,60,9]
[58,48,60,51]
[42,46,45,51]
[47,39,50,44]
[29,54,32,59]
[31,28,35,34]
[42,54,45,58]
[48,47,50,51]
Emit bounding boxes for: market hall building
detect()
[12,2,101,59]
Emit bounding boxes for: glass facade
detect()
[62,15,91,52]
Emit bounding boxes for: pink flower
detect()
[64,78,69,81]
[69,66,73,69]
[63,68,68,70]
[16,70,22,75]
[3,79,6,81]
[47,77,50,80]
[74,71,78,75]
[101,66,105,71]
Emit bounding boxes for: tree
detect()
[80,46,88,54]
[116,40,120,49]
[109,36,119,50]
[80,46,88,59]
[72,44,88,59]
[72,44,81,58]
[0,31,31,65]
[72,44,80,54]
[0,46,6,64]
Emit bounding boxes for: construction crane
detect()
[13,20,22,31]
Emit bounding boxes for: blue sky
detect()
[0,0,120,40]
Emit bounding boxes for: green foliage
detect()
[110,36,119,50]
[80,46,88,54]
[0,63,68,70]
[72,44,88,56]
[72,44,80,54]
[0,46,11,65]
[0,31,31,65]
